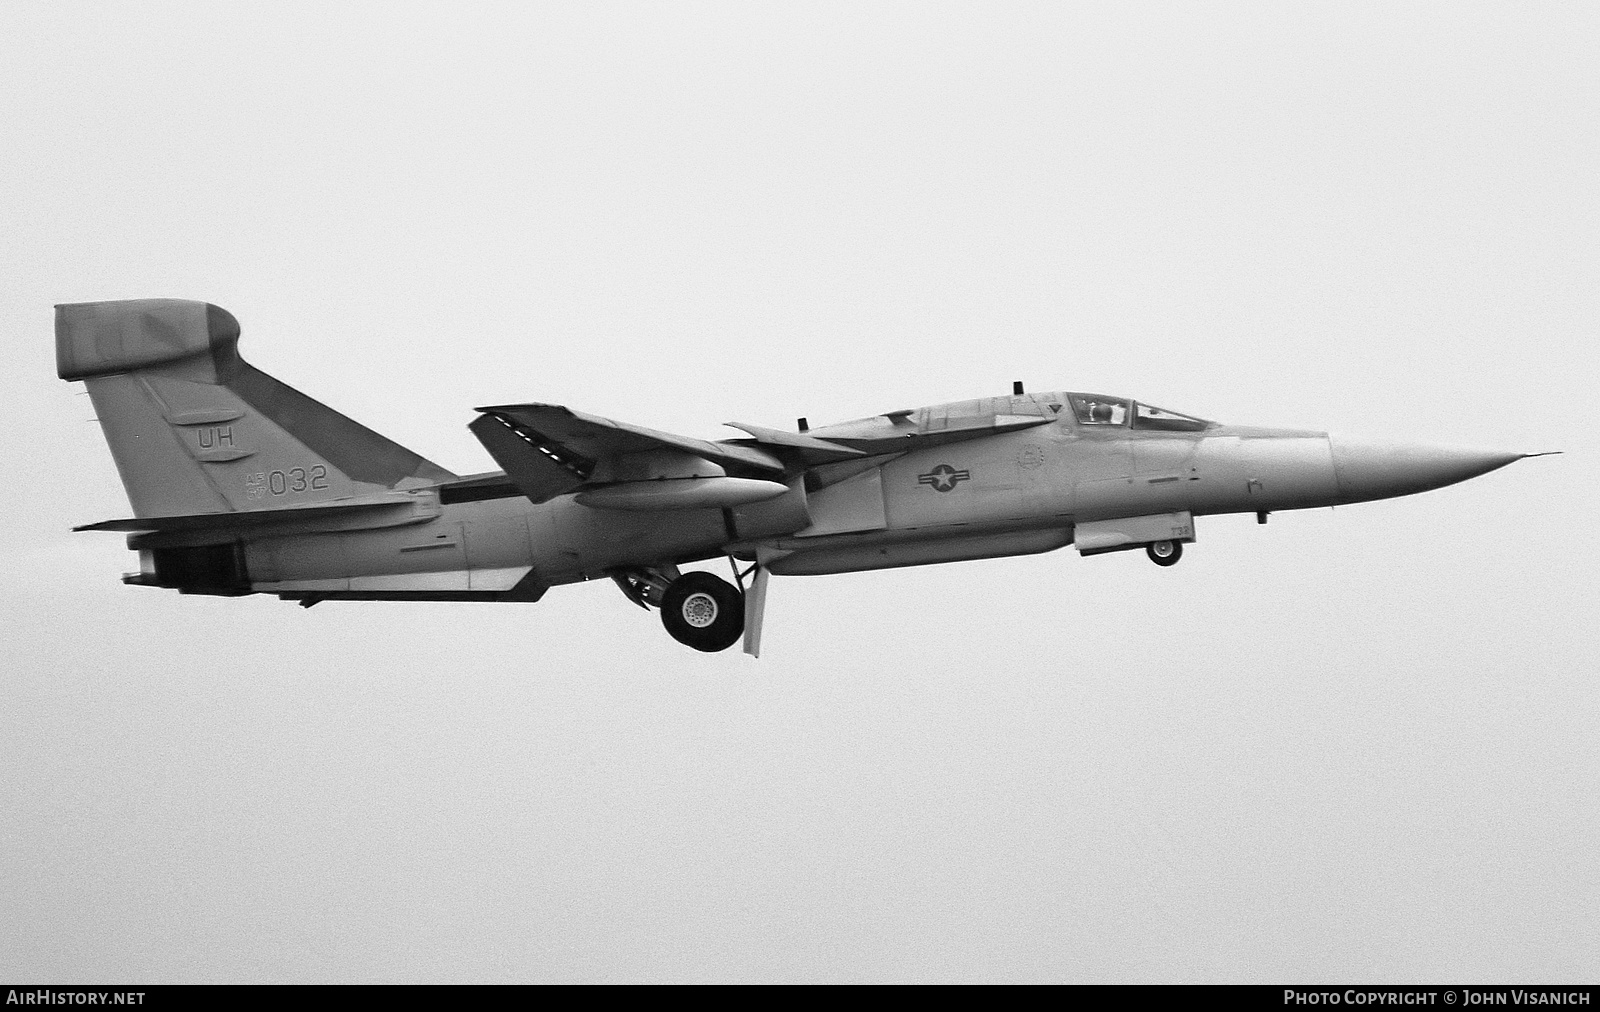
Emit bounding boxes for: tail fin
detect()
[57,299,456,518]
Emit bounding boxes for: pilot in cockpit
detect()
[1073,396,1129,425]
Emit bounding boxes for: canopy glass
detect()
[1068,394,1211,431]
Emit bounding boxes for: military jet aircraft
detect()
[58,299,1546,656]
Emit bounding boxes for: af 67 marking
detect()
[245,465,329,499]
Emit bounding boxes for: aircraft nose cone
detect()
[1329,438,1527,504]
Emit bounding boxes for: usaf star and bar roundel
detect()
[917,464,972,492]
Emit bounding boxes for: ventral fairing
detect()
[59,299,1548,656]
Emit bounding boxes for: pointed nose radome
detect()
[1329,439,1527,505]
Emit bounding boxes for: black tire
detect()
[659,572,745,652]
[1146,540,1183,567]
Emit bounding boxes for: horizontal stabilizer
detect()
[76,496,430,533]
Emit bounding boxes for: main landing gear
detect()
[611,566,745,652]
[660,571,745,652]
[1146,540,1183,567]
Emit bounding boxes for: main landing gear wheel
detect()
[1146,540,1183,567]
[660,572,745,652]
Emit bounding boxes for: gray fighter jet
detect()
[58,299,1546,656]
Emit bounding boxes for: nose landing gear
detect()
[1146,540,1183,567]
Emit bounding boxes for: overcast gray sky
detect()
[2,1,1595,983]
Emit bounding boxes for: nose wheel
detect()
[1146,540,1182,567]
[660,572,745,652]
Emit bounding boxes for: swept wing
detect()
[470,403,784,504]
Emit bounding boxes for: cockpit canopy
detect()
[1068,394,1212,432]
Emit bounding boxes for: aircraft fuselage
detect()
[60,299,1534,655]
[218,391,1520,597]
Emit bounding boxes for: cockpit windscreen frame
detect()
[1068,393,1212,432]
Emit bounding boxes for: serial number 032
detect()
[245,465,329,499]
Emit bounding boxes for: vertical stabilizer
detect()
[57,299,455,518]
